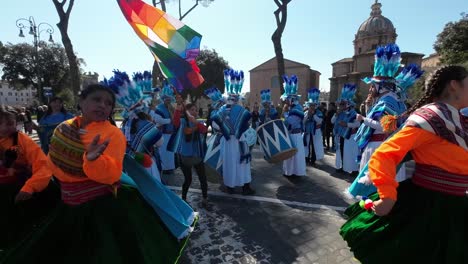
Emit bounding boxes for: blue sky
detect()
[1,0,466,92]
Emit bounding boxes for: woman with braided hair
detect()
[340,65,468,263]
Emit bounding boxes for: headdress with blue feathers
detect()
[280,75,300,102]
[260,89,272,105]
[363,43,401,89]
[101,69,154,140]
[204,87,225,109]
[159,81,176,103]
[132,71,153,94]
[305,88,320,107]
[395,63,424,101]
[224,69,244,103]
[101,70,153,115]
[338,84,357,106]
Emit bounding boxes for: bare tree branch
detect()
[179,0,199,21]
[65,0,74,17]
[52,0,80,96]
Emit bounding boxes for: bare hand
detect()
[372,198,396,216]
[186,112,197,124]
[15,191,33,203]
[356,114,364,122]
[86,134,110,161]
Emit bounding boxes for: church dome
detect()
[357,1,395,37]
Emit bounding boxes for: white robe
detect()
[343,133,359,173]
[158,133,175,170]
[151,110,175,171]
[283,133,306,176]
[220,135,252,187]
[212,122,252,187]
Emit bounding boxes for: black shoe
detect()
[225,187,235,194]
[336,168,344,173]
[201,197,209,207]
[242,185,255,196]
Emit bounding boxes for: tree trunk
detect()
[52,0,81,97]
[272,32,286,95]
[271,0,290,95]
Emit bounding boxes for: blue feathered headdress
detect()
[101,69,153,120]
[132,71,153,94]
[159,81,176,102]
[280,75,300,102]
[338,84,357,106]
[363,43,401,85]
[204,87,224,109]
[260,89,272,105]
[395,64,424,101]
[224,69,244,103]
[224,69,244,95]
[305,88,320,106]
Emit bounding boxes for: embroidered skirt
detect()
[2,184,196,264]
[340,179,468,264]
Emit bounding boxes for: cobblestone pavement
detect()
[161,144,362,264]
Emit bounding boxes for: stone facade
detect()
[0,81,36,107]
[81,72,99,90]
[249,58,320,107]
[421,53,441,73]
[329,1,424,105]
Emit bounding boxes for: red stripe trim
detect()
[60,180,120,205]
[412,164,468,197]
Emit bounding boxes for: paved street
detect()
[29,126,359,264]
[165,145,358,264]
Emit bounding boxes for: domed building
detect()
[329,1,424,104]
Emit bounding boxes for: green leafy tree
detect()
[406,76,426,106]
[0,41,84,104]
[434,13,468,65]
[181,48,229,103]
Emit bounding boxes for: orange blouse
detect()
[369,126,468,200]
[47,117,126,185]
[0,132,52,193]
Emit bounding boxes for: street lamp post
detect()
[16,16,54,104]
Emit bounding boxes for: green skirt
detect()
[0,182,60,253]
[340,180,468,264]
[2,185,194,264]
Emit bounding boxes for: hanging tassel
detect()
[134,152,153,168]
[381,114,398,133]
